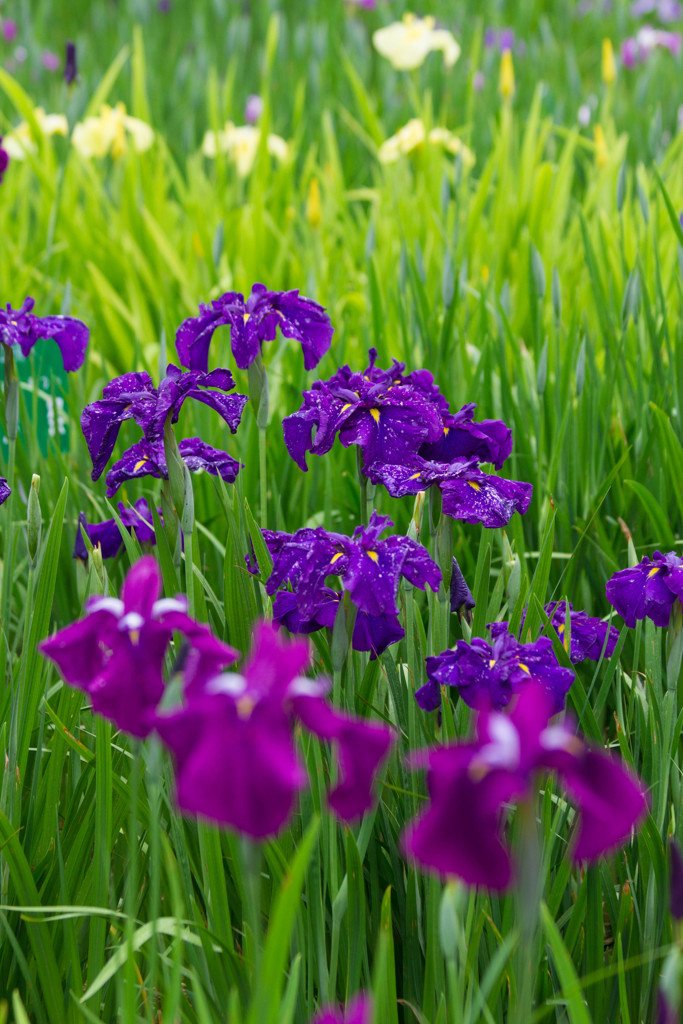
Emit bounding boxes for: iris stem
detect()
[357,447,368,525]
[259,427,268,529]
[511,798,541,1024]
[184,531,195,619]
[241,837,263,982]
[1,437,16,635]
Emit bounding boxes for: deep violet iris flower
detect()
[489,602,619,664]
[311,994,372,1024]
[418,631,574,713]
[175,282,334,373]
[81,364,247,481]
[403,683,649,889]
[0,296,89,371]
[264,512,441,656]
[73,498,159,560]
[272,588,405,658]
[155,622,395,837]
[374,457,532,529]
[39,556,238,737]
[0,477,10,506]
[104,436,241,497]
[606,551,683,628]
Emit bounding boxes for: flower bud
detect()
[27,474,42,567]
[306,177,322,229]
[601,38,617,86]
[499,50,515,101]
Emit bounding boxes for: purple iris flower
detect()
[1,20,18,43]
[311,994,372,1024]
[0,297,89,372]
[418,402,512,470]
[272,588,405,658]
[175,283,334,373]
[64,41,77,85]
[606,551,683,627]
[0,137,9,183]
[81,364,246,483]
[155,622,395,837]
[485,28,515,51]
[490,602,618,664]
[418,632,574,713]
[40,556,237,737]
[373,456,532,529]
[105,436,241,497]
[0,477,10,505]
[283,349,445,472]
[403,683,649,889]
[81,371,158,480]
[73,498,159,560]
[621,26,682,67]
[266,510,441,626]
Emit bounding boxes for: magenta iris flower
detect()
[40,556,238,738]
[403,683,649,889]
[264,511,441,656]
[105,436,241,497]
[73,498,159,560]
[175,283,334,373]
[311,993,372,1024]
[489,602,619,664]
[606,551,683,627]
[0,297,89,371]
[155,622,395,837]
[419,632,574,713]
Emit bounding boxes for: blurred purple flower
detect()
[0,138,8,183]
[631,0,682,21]
[158,0,172,11]
[41,50,60,72]
[64,41,77,85]
[155,622,395,836]
[244,94,263,124]
[1,20,17,44]
[484,28,515,51]
[606,550,683,627]
[176,282,334,372]
[311,994,372,1024]
[0,296,89,372]
[473,70,485,91]
[40,556,237,737]
[73,498,160,560]
[621,26,681,67]
[403,683,649,888]
[418,631,574,713]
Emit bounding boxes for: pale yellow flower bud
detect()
[601,38,617,85]
[499,50,515,101]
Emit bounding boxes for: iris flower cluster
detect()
[256,511,441,658]
[283,349,532,529]
[403,683,648,889]
[80,364,247,496]
[41,557,395,838]
[74,498,160,560]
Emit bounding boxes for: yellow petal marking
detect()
[330,552,344,565]
[134,458,149,472]
[518,663,530,674]
[341,403,352,413]
[370,408,380,423]
[469,481,481,491]
[648,567,660,577]
[367,550,379,562]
